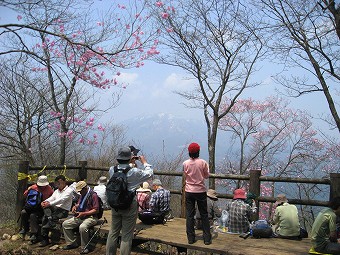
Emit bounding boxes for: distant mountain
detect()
[119,113,229,161]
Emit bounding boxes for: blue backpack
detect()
[24,189,43,211]
[251,220,273,238]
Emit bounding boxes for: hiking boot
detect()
[18,229,26,239]
[39,239,50,247]
[63,243,79,250]
[188,239,196,244]
[204,240,212,245]
[19,229,26,235]
[29,234,38,244]
[42,221,56,229]
[80,248,91,254]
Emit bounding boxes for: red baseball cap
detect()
[188,142,200,153]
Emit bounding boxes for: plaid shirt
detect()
[226,199,255,233]
[137,192,151,211]
[149,188,170,212]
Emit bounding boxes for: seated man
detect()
[310,196,340,254]
[39,175,74,247]
[19,175,54,244]
[226,188,256,234]
[93,176,110,210]
[149,179,171,217]
[136,182,152,212]
[272,194,300,239]
[195,189,221,229]
[62,181,100,254]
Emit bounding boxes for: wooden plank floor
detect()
[97,210,313,255]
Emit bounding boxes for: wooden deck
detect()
[96,210,313,255]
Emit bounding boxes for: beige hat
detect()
[136,182,151,192]
[97,176,107,184]
[37,175,49,186]
[275,194,288,206]
[75,181,87,192]
[207,189,218,200]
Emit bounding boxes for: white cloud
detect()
[113,72,139,86]
[163,73,196,91]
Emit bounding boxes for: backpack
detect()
[24,189,43,211]
[251,220,273,238]
[91,191,104,219]
[106,166,135,211]
[138,210,166,225]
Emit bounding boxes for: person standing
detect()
[310,196,340,254]
[183,142,211,245]
[195,189,221,229]
[19,175,54,244]
[106,147,153,255]
[272,194,300,239]
[93,176,110,210]
[39,175,74,247]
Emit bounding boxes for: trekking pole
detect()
[82,217,107,253]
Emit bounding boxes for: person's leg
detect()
[20,209,29,234]
[185,192,196,243]
[120,201,138,255]
[106,209,122,255]
[29,211,41,243]
[196,192,211,244]
[79,217,98,248]
[62,217,81,247]
[40,208,52,244]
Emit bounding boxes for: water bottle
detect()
[221,210,229,232]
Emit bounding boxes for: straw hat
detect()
[275,194,288,206]
[37,175,49,186]
[207,189,218,200]
[75,181,87,192]
[136,182,151,192]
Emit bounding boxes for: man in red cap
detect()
[183,142,211,245]
[226,188,257,234]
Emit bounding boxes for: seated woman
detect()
[136,182,152,212]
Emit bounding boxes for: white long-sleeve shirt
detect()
[45,185,74,211]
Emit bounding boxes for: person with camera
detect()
[106,147,153,255]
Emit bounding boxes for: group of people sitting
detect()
[18,175,103,254]
[193,186,340,254]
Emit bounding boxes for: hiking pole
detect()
[82,217,107,253]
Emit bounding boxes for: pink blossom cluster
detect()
[48,111,105,145]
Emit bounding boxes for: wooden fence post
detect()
[78,161,88,181]
[329,173,340,201]
[249,169,261,221]
[16,160,29,227]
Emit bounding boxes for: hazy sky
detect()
[0,2,337,135]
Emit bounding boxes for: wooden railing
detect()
[16,160,340,222]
